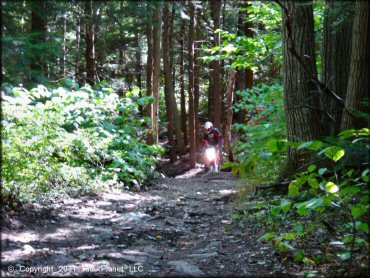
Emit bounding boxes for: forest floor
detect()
[0,158,295,278]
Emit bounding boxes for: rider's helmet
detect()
[204,121,213,134]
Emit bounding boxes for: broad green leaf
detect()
[267,139,285,152]
[308,164,316,172]
[296,198,324,212]
[308,176,319,189]
[259,232,275,241]
[318,168,327,176]
[221,162,234,170]
[339,129,356,139]
[325,182,339,193]
[232,164,239,176]
[281,199,292,213]
[358,128,370,136]
[323,146,345,162]
[288,182,300,196]
[298,140,323,151]
[358,223,369,233]
[294,251,305,263]
[351,206,364,219]
[282,233,296,240]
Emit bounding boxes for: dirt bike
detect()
[204,147,221,173]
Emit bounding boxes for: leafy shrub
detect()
[223,82,286,185]
[1,82,163,206]
[243,129,369,276]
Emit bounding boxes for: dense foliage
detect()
[1,82,163,206]
[232,129,369,276]
[222,82,286,186]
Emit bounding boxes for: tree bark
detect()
[282,1,324,174]
[61,14,67,76]
[163,3,176,161]
[85,0,95,86]
[169,5,186,155]
[224,70,236,162]
[188,2,196,168]
[75,3,81,83]
[235,2,254,124]
[322,1,354,135]
[180,20,188,146]
[146,17,154,145]
[135,32,143,115]
[210,0,222,129]
[152,4,162,144]
[30,0,47,83]
[341,1,370,131]
[194,7,202,151]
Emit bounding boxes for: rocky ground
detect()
[2,167,291,277]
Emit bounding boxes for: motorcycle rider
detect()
[202,121,223,169]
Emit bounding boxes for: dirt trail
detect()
[1,170,288,277]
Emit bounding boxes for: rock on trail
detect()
[1,170,287,277]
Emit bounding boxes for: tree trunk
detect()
[235,2,254,123]
[30,0,46,84]
[152,4,162,144]
[224,70,236,162]
[163,3,176,162]
[322,1,354,135]
[146,19,154,145]
[194,7,202,151]
[169,5,186,155]
[180,20,188,147]
[61,15,67,76]
[188,2,196,168]
[282,1,324,174]
[210,0,222,129]
[85,0,95,86]
[75,4,81,83]
[341,1,370,130]
[135,32,143,115]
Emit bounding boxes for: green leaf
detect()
[267,139,285,152]
[298,140,323,151]
[288,182,300,196]
[308,176,319,189]
[325,181,339,193]
[358,128,370,136]
[282,233,297,240]
[318,168,327,176]
[351,206,364,219]
[339,129,356,139]
[221,162,234,170]
[358,223,369,233]
[296,198,324,215]
[308,164,316,172]
[259,232,275,242]
[322,146,345,162]
[281,199,292,213]
[294,251,305,263]
[232,164,239,176]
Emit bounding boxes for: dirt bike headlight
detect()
[205,148,216,161]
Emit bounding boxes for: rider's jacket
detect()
[202,128,224,149]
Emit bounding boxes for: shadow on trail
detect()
[1,168,289,277]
